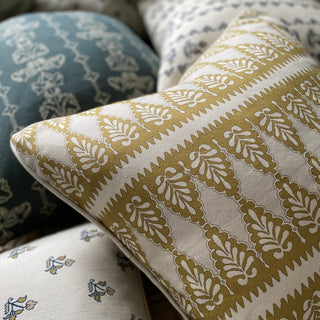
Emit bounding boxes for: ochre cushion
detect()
[10,11,320,319]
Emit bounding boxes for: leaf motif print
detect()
[223,124,275,173]
[249,210,292,259]
[152,270,205,319]
[276,178,320,237]
[175,292,203,320]
[241,201,294,260]
[281,93,320,132]
[10,124,37,155]
[254,106,303,151]
[40,159,85,198]
[66,134,108,174]
[176,255,225,315]
[300,79,320,104]
[303,291,320,320]
[124,195,173,248]
[216,239,257,285]
[306,154,320,186]
[206,227,258,286]
[43,116,71,133]
[164,90,206,108]
[238,44,279,63]
[194,74,234,91]
[134,104,172,126]
[108,221,149,267]
[257,33,294,53]
[217,58,259,74]
[101,117,139,146]
[155,166,203,222]
[188,142,239,196]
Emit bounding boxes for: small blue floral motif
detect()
[130,315,142,320]
[116,251,134,272]
[45,255,75,275]
[8,245,36,259]
[88,279,115,302]
[3,296,37,320]
[80,228,104,242]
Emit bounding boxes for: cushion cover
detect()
[0,222,150,319]
[0,11,158,244]
[138,0,320,90]
[33,0,146,36]
[0,0,33,21]
[10,11,320,319]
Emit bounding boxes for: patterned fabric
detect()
[33,0,146,36]
[0,222,150,319]
[138,0,320,90]
[0,11,159,245]
[10,11,320,319]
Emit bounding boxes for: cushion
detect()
[10,10,320,319]
[0,11,159,245]
[33,0,146,37]
[0,0,33,21]
[0,222,150,319]
[138,0,320,90]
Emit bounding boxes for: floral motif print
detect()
[116,251,134,272]
[130,315,142,320]
[88,279,115,302]
[45,255,75,275]
[303,291,320,320]
[8,245,36,259]
[3,296,37,320]
[80,228,104,242]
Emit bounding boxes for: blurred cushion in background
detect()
[33,0,147,37]
[138,0,320,90]
[0,0,33,21]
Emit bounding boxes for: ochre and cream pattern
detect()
[10,11,320,320]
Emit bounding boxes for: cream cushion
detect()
[138,0,320,90]
[0,222,150,320]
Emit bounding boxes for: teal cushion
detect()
[0,11,159,244]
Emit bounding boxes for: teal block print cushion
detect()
[0,11,159,244]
